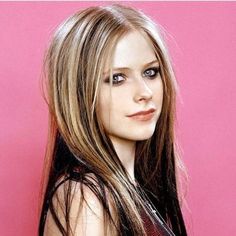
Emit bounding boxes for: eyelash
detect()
[104,67,160,85]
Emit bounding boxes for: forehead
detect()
[104,30,157,72]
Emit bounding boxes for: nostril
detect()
[136,91,153,102]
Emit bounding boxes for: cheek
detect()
[97,94,109,123]
[157,84,164,105]
[97,91,114,130]
[151,79,164,104]
[98,87,129,113]
[97,90,127,132]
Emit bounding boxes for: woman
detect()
[38,4,188,236]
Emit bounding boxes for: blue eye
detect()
[105,73,125,85]
[144,67,160,79]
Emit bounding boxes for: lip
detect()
[127,108,156,121]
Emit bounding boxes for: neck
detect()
[109,135,136,183]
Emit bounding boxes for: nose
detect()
[133,78,153,103]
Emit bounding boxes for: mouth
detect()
[127,108,156,121]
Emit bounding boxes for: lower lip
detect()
[128,112,155,121]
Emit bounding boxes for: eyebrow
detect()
[103,59,159,75]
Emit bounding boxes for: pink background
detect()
[0,2,235,235]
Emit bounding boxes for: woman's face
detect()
[97,30,163,143]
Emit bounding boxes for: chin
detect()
[130,129,156,141]
[135,134,154,141]
[109,124,157,142]
[139,124,157,139]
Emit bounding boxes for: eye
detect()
[143,67,160,79]
[104,73,125,85]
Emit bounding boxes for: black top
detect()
[39,170,175,236]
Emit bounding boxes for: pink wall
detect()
[0,2,235,235]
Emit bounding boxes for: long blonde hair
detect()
[39,4,188,236]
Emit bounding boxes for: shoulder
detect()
[44,173,118,236]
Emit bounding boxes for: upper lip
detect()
[127,108,156,117]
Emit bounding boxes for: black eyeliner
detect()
[144,66,160,77]
[104,73,124,84]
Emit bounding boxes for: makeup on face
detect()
[103,60,160,86]
[97,30,163,143]
[126,108,156,122]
